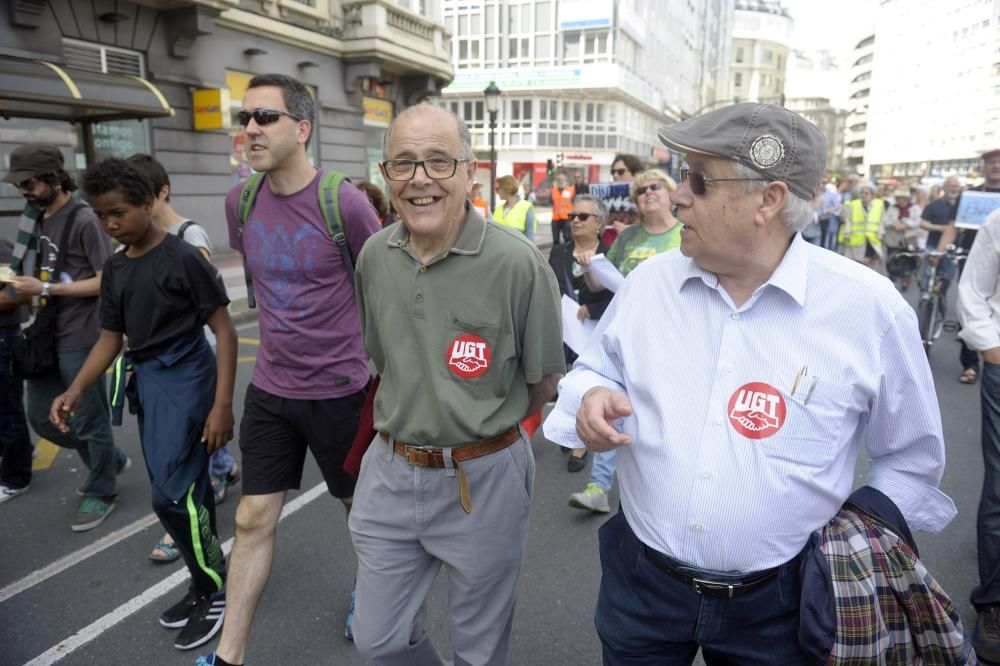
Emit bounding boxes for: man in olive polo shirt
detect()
[349,104,564,665]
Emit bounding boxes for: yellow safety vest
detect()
[839,198,884,248]
[493,199,535,235]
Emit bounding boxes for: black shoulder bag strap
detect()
[40,202,84,308]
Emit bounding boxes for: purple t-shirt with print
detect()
[225,170,381,399]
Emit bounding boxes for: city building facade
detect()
[865,0,1000,183]
[844,33,874,175]
[0,0,452,247]
[436,0,733,190]
[723,0,791,108]
[785,97,848,175]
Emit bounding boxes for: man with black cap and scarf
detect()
[544,104,958,662]
[3,143,127,530]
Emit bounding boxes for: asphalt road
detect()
[0,266,990,666]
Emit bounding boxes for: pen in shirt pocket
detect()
[791,365,808,396]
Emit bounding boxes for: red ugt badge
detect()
[447,334,492,379]
[727,382,786,439]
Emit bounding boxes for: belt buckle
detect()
[404,445,432,466]
[691,577,735,599]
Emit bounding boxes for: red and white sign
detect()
[727,382,786,439]
[447,334,492,379]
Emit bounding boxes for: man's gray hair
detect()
[382,104,474,161]
[573,193,609,222]
[730,161,815,233]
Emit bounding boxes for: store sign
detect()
[558,0,612,30]
[565,154,592,161]
[442,64,662,113]
[363,96,393,128]
[92,121,148,160]
[193,88,230,131]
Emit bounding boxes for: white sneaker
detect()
[0,483,29,504]
[568,483,610,513]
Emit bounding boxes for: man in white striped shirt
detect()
[958,199,1000,660]
[544,103,957,664]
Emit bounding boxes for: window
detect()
[735,46,744,63]
[563,33,581,61]
[763,49,773,64]
[734,72,743,87]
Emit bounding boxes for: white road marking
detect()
[0,512,162,604]
[23,483,328,666]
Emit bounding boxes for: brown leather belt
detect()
[378,426,521,514]
[641,545,781,599]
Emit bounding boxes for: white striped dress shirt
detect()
[544,234,957,572]
[958,209,1000,351]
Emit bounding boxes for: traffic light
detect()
[546,159,554,176]
[556,152,564,168]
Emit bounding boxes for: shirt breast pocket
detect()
[763,379,855,468]
[440,314,503,386]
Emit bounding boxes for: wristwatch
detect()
[41,282,50,298]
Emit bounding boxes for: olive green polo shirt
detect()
[355,204,565,447]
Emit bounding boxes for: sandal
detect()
[212,464,241,505]
[959,368,979,384]
[148,535,181,563]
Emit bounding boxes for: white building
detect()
[865,0,1000,182]
[724,0,792,107]
[843,33,874,175]
[436,0,733,188]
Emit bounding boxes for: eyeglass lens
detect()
[636,182,665,196]
[569,212,595,221]
[237,109,285,127]
[611,168,627,176]
[681,169,708,195]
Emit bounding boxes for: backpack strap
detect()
[317,170,355,283]
[235,173,266,308]
[177,220,196,240]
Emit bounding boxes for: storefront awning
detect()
[0,57,174,123]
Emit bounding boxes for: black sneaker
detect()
[160,586,199,629]
[174,590,225,651]
[975,606,1000,662]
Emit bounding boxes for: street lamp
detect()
[484,81,501,211]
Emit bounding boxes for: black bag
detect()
[11,203,82,379]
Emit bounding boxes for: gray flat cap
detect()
[658,103,827,201]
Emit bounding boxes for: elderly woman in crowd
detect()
[566,168,683,511]
[548,193,614,472]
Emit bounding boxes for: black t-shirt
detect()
[921,198,953,249]
[949,185,1000,251]
[100,234,229,361]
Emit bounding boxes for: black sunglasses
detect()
[611,168,628,176]
[635,182,666,196]
[568,212,601,221]
[681,168,768,196]
[16,177,39,191]
[237,108,303,127]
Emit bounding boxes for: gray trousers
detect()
[348,431,534,666]
[25,349,125,500]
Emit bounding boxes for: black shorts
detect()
[239,383,365,498]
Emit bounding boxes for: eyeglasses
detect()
[381,158,468,181]
[611,168,628,176]
[568,212,602,221]
[16,177,38,191]
[681,168,768,196]
[237,108,303,127]
[635,182,666,196]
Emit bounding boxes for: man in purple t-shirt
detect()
[202,74,380,666]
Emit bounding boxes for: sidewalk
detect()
[218,207,555,326]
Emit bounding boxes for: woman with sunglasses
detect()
[568,169,681,512]
[547,194,614,473]
[602,153,643,247]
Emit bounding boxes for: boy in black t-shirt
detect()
[48,158,237,652]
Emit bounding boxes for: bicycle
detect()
[888,245,966,355]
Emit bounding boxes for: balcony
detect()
[341,0,452,81]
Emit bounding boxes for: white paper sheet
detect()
[561,294,597,354]
[588,254,625,293]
